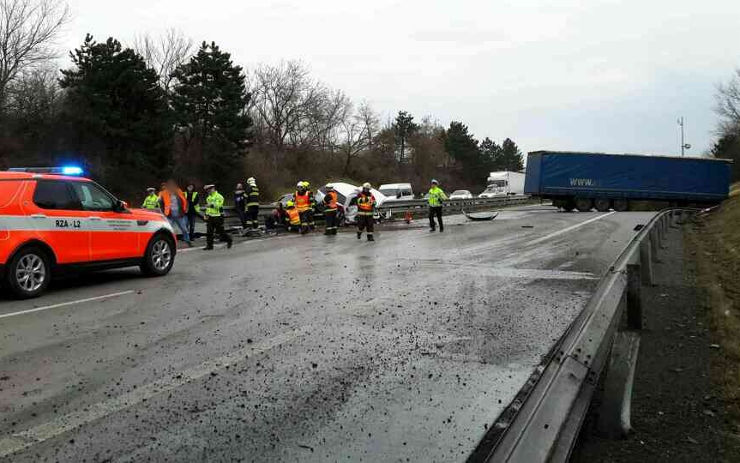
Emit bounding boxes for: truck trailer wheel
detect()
[575,197,593,212]
[613,199,629,212]
[562,198,576,212]
[594,198,611,212]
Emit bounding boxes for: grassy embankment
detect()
[686,182,740,431]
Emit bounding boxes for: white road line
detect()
[0,290,135,320]
[0,326,310,458]
[524,211,616,247]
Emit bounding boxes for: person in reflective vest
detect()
[142,188,160,210]
[428,179,448,232]
[246,177,260,229]
[323,183,339,235]
[160,179,192,246]
[353,182,376,242]
[185,183,199,239]
[294,182,311,231]
[203,184,233,251]
[285,200,304,233]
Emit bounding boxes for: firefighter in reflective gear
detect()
[203,184,233,250]
[246,177,260,229]
[285,200,305,233]
[428,179,447,232]
[323,183,339,235]
[353,182,376,241]
[185,183,200,238]
[294,181,311,231]
[142,188,160,210]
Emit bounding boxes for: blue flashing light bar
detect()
[8,166,84,176]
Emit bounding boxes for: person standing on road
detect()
[203,184,233,251]
[246,177,260,229]
[354,182,376,242]
[428,179,447,232]
[323,183,338,235]
[142,188,160,210]
[185,183,200,239]
[234,183,247,230]
[160,180,192,246]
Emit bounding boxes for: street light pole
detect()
[677,116,691,156]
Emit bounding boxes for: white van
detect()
[480,171,525,197]
[378,183,414,201]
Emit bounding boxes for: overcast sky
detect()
[61,0,739,157]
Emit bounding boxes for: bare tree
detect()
[716,68,740,134]
[134,28,193,92]
[0,0,69,112]
[339,100,377,174]
[5,65,61,121]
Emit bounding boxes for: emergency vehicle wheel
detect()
[141,234,175,276]
[5,246,51,299]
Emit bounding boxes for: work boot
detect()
[429,228,435,232]
[357,232,362,239]
[203,246,214,251]
[227,240,233,249]
[324,230,331,236]
[440,227,444,233]
[367,235,375,242]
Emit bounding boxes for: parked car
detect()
[449,190,473,200]
[378,183,414,201]
[0,167,176,298]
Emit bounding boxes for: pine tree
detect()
[59,34,172,193]
[500,138,524,171]
[171,41,252,185]
[444,121,480,185]
[393,110,418,163]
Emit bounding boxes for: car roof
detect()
[379,183,411,189]
[0,171,91,182]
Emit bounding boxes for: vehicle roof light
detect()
[7,166,84,176]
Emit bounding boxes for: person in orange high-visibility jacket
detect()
[285,201,305,233]
[293,181,311,232]
[351,182,376,242]
[323,183,339,235]
[159,179,192,246]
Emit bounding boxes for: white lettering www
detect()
[569,178,594,187]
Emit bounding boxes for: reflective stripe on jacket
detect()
[356,192,376,215]
[294,192,310,212]
[142,194,160,210]
[205,191,225,217]
[247,185,260,207]
[428,186,447,207]
[287,208,301,225]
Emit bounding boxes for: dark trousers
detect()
[206,216,232,248]
[429,206,443,231]
[236,206,247,228]
[187,213,197,237]
[357,214,374,235]
[247,205,260,228]
[324,209,337,234]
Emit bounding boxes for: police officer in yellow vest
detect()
[428,179,448,232]
[203,184,233,251]
[142,188,160,210]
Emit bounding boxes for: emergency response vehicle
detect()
[0,168,177,298]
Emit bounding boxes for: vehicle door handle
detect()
[30,214,47,218]
[89,217,102,221]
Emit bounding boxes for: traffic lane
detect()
[0,210,653,461]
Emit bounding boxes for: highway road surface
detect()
[0,207,656,462]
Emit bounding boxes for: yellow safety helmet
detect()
[286,200,295,207]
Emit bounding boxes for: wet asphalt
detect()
[0,207,657,462]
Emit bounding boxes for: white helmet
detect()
[362,182,371,189]
[247,177,256,185]
[326,183,334,190]
[297,181,304,188]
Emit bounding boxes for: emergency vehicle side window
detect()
[70,182,115,211]
[33,181,82,210]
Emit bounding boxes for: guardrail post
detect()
[639,240,654,286]
[597,331,641,438]
[626,264,643,329]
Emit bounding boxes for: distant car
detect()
[478,187,501,198]
[0,168,176,299]
[378,183,414,201]
[449,190,473,200]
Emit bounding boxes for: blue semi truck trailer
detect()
[524,151,732,212]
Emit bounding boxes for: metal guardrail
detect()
[469,208,690,463]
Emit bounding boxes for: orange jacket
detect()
[160,189,188,216]
[287,208,301,225]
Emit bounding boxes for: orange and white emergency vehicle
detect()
[0,168,177,298]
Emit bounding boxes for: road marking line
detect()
[0,291,135,320]
[0,326,310,458]
[524,212,616,247]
